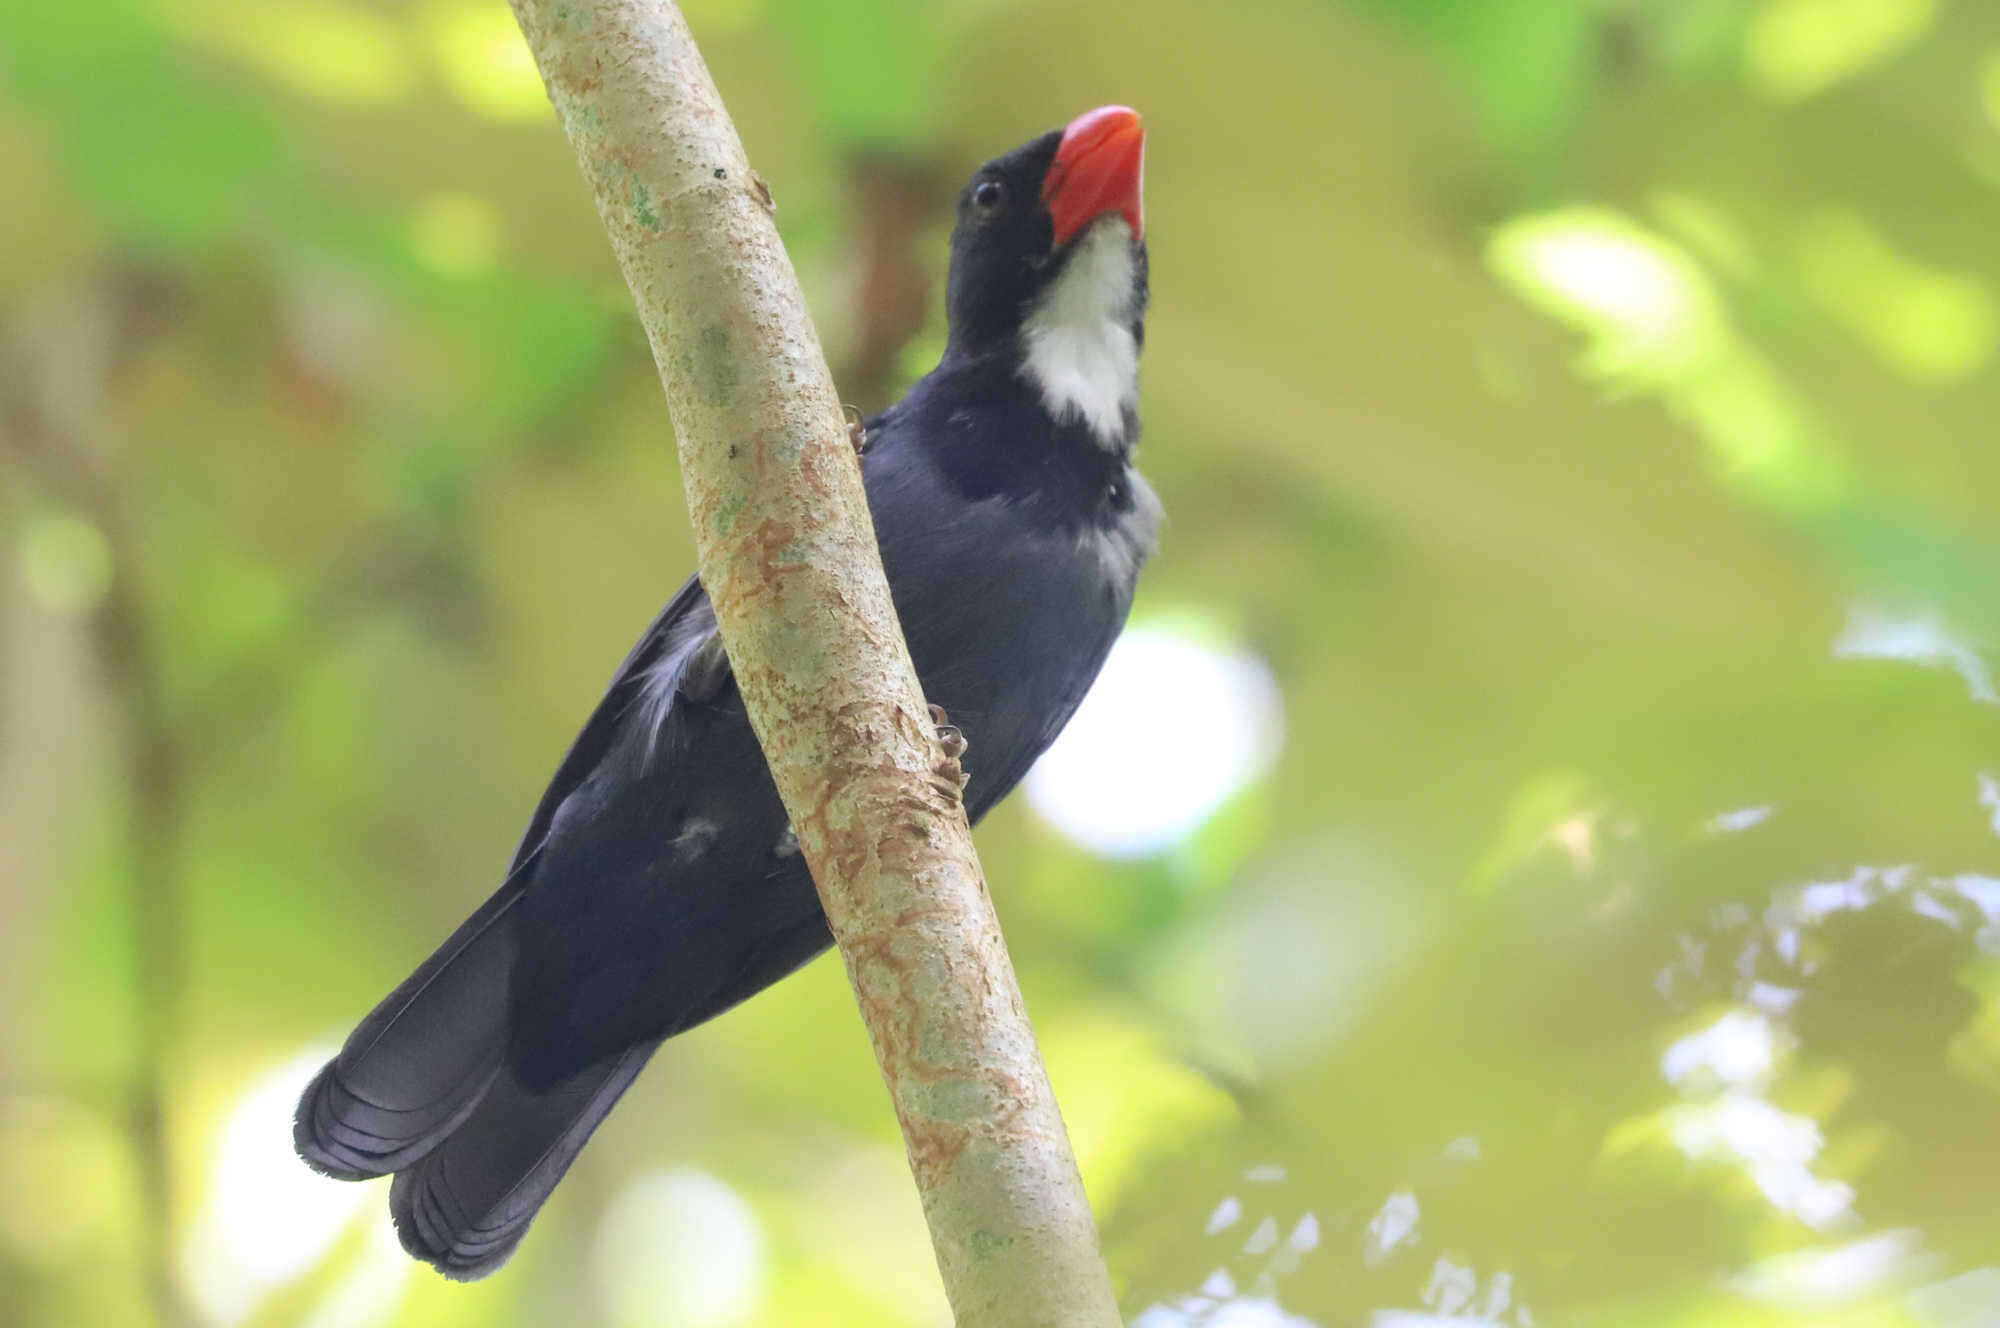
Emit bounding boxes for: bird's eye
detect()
[971,179,1006,213]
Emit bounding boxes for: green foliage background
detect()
[4,0,2000,1324]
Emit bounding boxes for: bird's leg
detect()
[844,404,868,457]
[929,703,969,799]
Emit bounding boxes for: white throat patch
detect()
[1019,218,1139,449]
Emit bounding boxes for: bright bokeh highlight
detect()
[1025,623,1282,859]
[592,1167,766,1328]
[1490,207,1852,513]
[178,1048,385,1326]
[423,1,551,122]
[1747,0,1933,100]
[411,193,503,277]
[1797,210,1995,381]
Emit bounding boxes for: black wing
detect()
[295,580,719,1178]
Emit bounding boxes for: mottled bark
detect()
[504,1,1120,1321]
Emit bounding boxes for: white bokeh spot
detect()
[179,1046,385,1326]
[593,1167,765,1328]
[1026,625,1283,859]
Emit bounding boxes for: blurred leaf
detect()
[1745,0,1934,101]
[6,0,289,246]
[1353,0,1598,160]
[421,0,551,123]
[1469,771,1596,892]
[1795,209,1996,382]
[769,0,947,149]
[171,0,419,106]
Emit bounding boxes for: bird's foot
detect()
[928,704,966,760]
[844,405,868,457]
[929,703,968,799]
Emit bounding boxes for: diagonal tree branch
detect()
[504,1,1121,1321]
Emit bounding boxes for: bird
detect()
[295,104,1159,1279]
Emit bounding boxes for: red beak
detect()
[1042,105,1145,249]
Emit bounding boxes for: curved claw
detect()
[926,702,969,794]
[936,725,967,763]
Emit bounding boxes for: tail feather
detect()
[389,1043,659,1279]
[294,873,527,1180]
[296,1058,499,1180]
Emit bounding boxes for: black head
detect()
[943,106,1149,358]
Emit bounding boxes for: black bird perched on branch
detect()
[295,105,1158,1278]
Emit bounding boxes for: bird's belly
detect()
[895,547,1128,818]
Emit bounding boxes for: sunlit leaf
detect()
[1746,0,1933,100]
